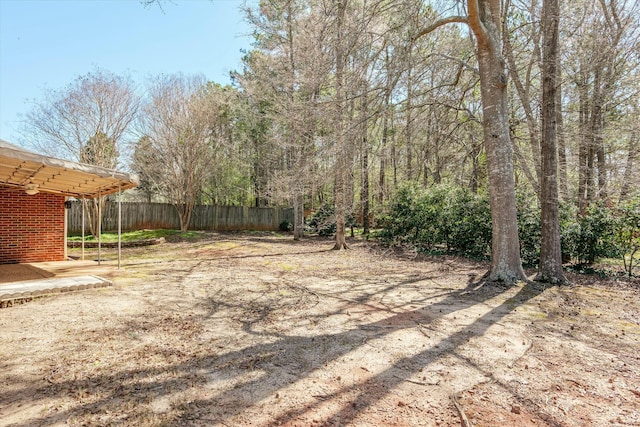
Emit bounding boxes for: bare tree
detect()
[139,74,220,231]
[332,0,349,250]
[131,135,163,203]
[239,0,334,239]
[567,0,640,208]
[502,0,542,195]
[21,68,139,236]
[22,68,139,165]
[620,130,639,202]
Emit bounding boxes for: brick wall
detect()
[0,187,66,264]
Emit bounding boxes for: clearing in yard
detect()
[0,232,638,426]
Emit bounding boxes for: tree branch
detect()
[467,0,487,46]
[413,16,468,41]
[468,0,500,53]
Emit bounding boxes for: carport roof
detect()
[0,139,138,198]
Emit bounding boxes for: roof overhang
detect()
[0,139,138,198]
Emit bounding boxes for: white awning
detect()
[0,139,138,198]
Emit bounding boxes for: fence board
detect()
[67,202,293,233]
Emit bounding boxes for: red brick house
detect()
[0,140,137,264]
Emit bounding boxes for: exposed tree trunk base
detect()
[534,272,570,286]
[293,192,304,241]
[484,267,527,286]
[332,242,349,250]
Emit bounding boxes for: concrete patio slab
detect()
[0,260,118,305]
[0,276,111,301]
[0,275,112,302]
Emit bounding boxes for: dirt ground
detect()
[1,233,638,427]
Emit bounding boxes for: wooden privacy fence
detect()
[67,202,294,233]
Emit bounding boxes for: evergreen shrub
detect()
[614,195,640,276]
[306,204,356,236]
[307,204,336,236]
[377,183,491,259]
[279,220,292,232]
[515,190,541,267]
[377,184,636,272]
[564,201,620,264]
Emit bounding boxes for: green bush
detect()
[517,197,628,267]
[442,187,492,259]
[377,183,491,259]
[558,200,578,262]
[378,184,636,271]
[564,201,621,264]
[614,195,640,276]
[306,204,355,236]
[515,191,541,267]
[307,204,336,236]
[279,220,292,232]
[376,183,444,249]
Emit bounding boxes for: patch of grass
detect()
[245,230,288,237]
[67,229,205,243]
[278,263,296,271]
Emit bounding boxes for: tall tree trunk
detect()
[293,187,304,240]
[587,143,595,202]
[415,1,528,282]
[405,43,414,182]
[596,138,606,198]
[284,0,307,241]
[360,82,370,235]
[176,201,193,232]
[590,66,607,200]
[85,197,105,239]
[333,0,348,250]
[594,0,626,201]
[556,56,568,201]
[577,65,590,211]
[378,47,393,207]
[362,148,370,235]
[378,98,389,206]
[433,141,442,184]
[503,7,541,194]
[470,0,526,283]
[378,147,386,206]
[253,149,268,207]
[536,0,568,284]
[469,133,482,193]
[619,131,638,201]
[423,111,433,187]
[392,133,397,189]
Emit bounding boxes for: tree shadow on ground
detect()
[271,281,547,426]
[2,265,549,427]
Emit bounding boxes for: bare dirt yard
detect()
[1,233,639,427]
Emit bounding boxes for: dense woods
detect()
[21,0,640,281]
